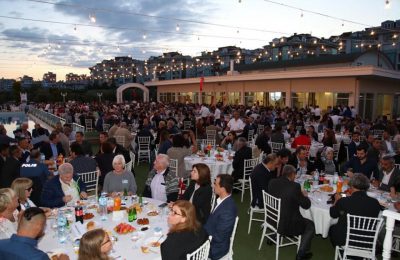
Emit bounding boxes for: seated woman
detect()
[158,130,173,155]
[167,134,192,179]
[321,128,337,148]
[78,228,113,260]
[161,200,208,260]
[0,188,19,239]
[315,147,338,175]
[183,163,212,224]
[95,142,115,187]
[41,163,87,208]
[220,131,237,151]
[103,155,137,197]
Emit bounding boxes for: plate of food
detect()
[86,220,99,231]
[114,223,136,234]
[137,218,150,225]
[147,211,159,217]
[319,185,334,193]
[83,212,94,220]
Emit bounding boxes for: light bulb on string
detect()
[89,13,96,23]
[385,0,390,8]
[176,24,180,31]
[74,24,77,32]
[300,9,304,18]
[143,33,147,39]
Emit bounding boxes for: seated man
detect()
[231,137,252,182]
[40,132,65,160]
[288,146,315,176]
[268,165,315,260]
[342,145,379,180]
[143,154,178,202]
[250,153,278,208]
[41,163,87,208]
[69,142,97,175]
[372,155,400,192]
[329,173,381,247]
[0,207,69,260]
[347,131,361,159]
[72,131,93,157]
[204,174,237,260]
[20,149,52,206]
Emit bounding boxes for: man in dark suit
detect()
[0,145,22,188]
[372,155,400,192]
[40,132,65,160]
[108,137,131,164]
[32,123,49,138]
[0,144,9,178]
[255,126,271,154]
[251,153,278,208]
[204,174,237,260]
[329,173,381,247]
[232,137,252,182]
[268,165,315,260]
[270,125,285,147]
[288,146,315,175]
[347,131,361,159]
[41,163,87,208]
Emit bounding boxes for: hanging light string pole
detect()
[97,92,103,103]
[61,92,67,103]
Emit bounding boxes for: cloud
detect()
[54,0,214,42]
[8,11,23,17]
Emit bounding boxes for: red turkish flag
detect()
[199,76,204,92]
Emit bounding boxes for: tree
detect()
[12,81,21,102]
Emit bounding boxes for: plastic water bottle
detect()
[227,143,232,154]
[313,169,319,182]
[40,153,45,163]
[333,172,339,185]
[99,193,108,221]
[57,211,67,243]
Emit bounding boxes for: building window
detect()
[244,92,255,106]
[359,93,374,120]
[335,93,350,106]
[159,92,176,103]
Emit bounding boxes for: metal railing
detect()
[29,107,85,133]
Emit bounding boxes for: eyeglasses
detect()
[169,209,182,216]
[101,239,111,246]
[25,187,33,192]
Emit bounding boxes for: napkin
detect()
[112,210,125,222]
[72,222,86,238]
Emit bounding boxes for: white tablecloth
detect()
[297,176,396,238]
[184,155,233,181]
[39,198,167,260]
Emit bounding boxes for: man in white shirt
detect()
[214,106,221,121]
[314,105,321,120]
[330,113,343,128]
[226,111,245,133]
[373,155,400,192]
[199,105,210,118]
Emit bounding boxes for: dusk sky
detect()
[0,0,399,80]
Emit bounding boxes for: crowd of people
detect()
[0,100,400,259]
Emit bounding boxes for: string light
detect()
[385,0,390,9]
[300,9,304,18]
[74,24,77,32]
[176,24,180,31]
[142,33,147,39]
[89,13,96,23]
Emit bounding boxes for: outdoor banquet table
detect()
[184,152,233,181]
[39,197,168,260]
[296,175,396,238]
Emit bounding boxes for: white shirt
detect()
[314,108,321,116]
[20,199,36,211]
[60,179,80,206]
[213,194,231,212]
[227,118,245,131]
[384,140,394,153]
[382,168,394,186]
[214,108,221,119]
[199,106,210,118]
[151,170,167,202]
[330,115,343,127]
